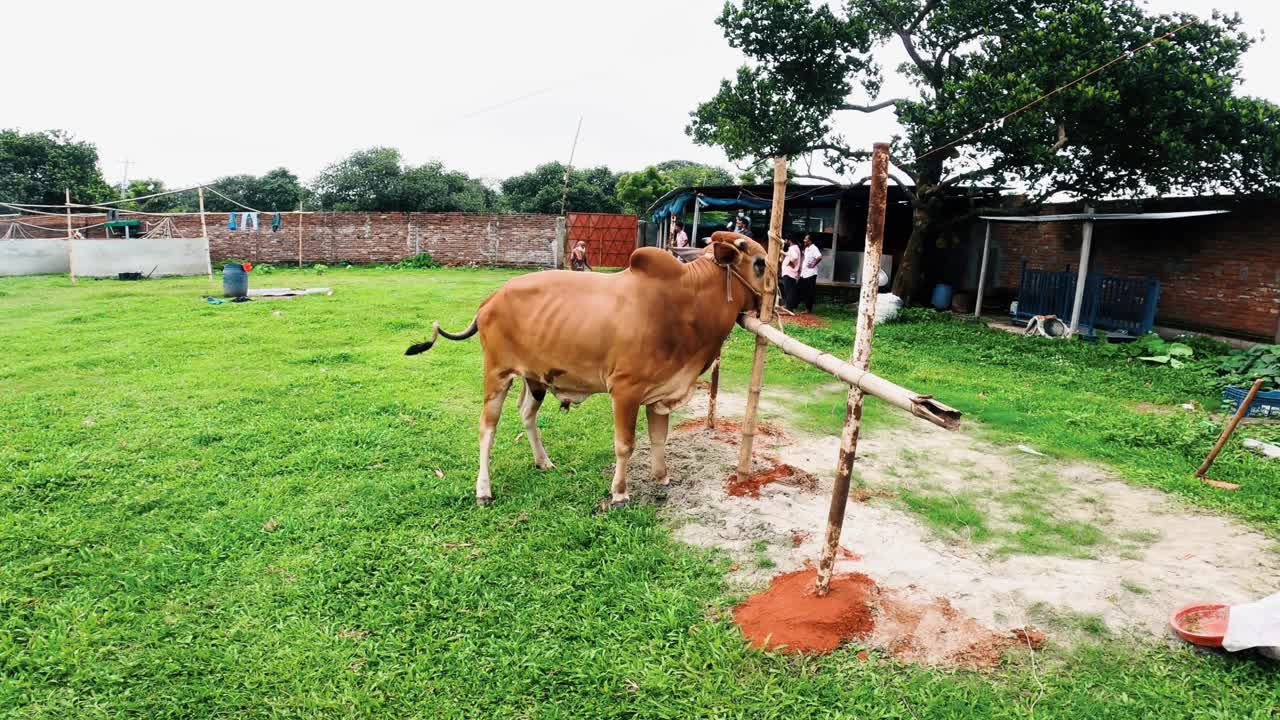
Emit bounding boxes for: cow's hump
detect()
[627,247,685,281]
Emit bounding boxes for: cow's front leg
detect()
[645,405,670,486]
[476,370,513,506]
[519,379,554,470]
[609,392,642,508]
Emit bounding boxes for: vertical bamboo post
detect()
[65,188,77,284]
[735,156,788,482]
[1196,377,1264,481]
[198,187,212,283]
[297,204,304,267]
[706,355,721,430]
[974,221,991,318]
[816,142,890,596]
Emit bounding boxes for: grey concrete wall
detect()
[0,239,71,276]
[73,238,210,277]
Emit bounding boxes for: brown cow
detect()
[406,231,769,507]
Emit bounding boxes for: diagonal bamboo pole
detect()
[736,316,961,430]
[735,156,788,482]
[817,142,889,595]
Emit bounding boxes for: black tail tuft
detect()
[404,341,434,356]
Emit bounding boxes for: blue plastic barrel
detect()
[930,283,953,310]
[223,263,248,298]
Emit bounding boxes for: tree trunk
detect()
[892,206,931,301]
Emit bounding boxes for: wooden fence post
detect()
[65,188,77,284]
[735,156,788,482]
[816,142,890,596]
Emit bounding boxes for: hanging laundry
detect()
[228,212,238,230]
[240,211,260,231]
[271,213,282,232]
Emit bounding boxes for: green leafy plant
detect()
[391,253,440,270]
[1126,333,1194,369]
[1216,345,1280,391]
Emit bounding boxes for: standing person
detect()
[799,234,822,313]
[670,221,689,248]
[734,216,752,239]
[781,238,801,310]
[569,241,592,272]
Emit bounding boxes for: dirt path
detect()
[628,388,1280,657]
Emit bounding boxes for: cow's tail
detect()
[405,318,478,356]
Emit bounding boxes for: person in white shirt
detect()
[799,234,822,313]
[671,221,689,248]
[781,238,801,310]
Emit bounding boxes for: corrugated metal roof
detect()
[978,210,1230,223]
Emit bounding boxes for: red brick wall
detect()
[4,212,561,268]
[992,202,1280,340]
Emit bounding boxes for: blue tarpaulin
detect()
[697,195,772,211]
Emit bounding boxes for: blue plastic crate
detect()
[1222,385,1280,418]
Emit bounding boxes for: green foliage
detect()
[119,178,179,213]
[311,148,494,212]
[0,128,116,205]
[1216,344,1280,391]
[1126,333,1194,368]
[615,161,736,215]
[690,0,1280,297]
[615,167,672,215]
[499,162,620,214]
[200,168,308,213]
[390,253,440,270]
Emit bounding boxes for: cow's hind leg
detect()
[519,379,554,470]
[608,392,642,508]
[476,370,513,506]
[645,405,671,486]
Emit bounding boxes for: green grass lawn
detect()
[2,268,1278,719]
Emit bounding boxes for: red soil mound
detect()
[733,569,877,654]
[725,463,817,498]
[734,569,1027,668]
[782,312,829,328]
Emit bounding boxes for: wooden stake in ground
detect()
[816,142,890,596]
[197,187,212,283]
[65,188,77,284]
[706,355,721,430]
[297,204,305,268]
[735,156,788,482]
[1196,377,1264,489]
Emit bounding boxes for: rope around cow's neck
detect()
[717,259,784,331]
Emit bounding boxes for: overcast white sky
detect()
[6,0,1278,189]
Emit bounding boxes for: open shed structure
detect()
[648,183,999,290]
[975,209,1230,336]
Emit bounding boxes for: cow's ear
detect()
[711,241,739,266]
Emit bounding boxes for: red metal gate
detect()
[566,213,638,268]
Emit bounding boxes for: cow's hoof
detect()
[536,459,556,470]
[655,474,671,486]
[609,497,630,510]
[476,495,494,507]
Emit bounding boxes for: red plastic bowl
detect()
[1169,603,1229,647]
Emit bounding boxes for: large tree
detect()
[202,168,307,212]
[0,129,116,206]
[500,162,621,214]
[689,0,1280,300]
[615,160,737,215]
[311,148,494,212]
